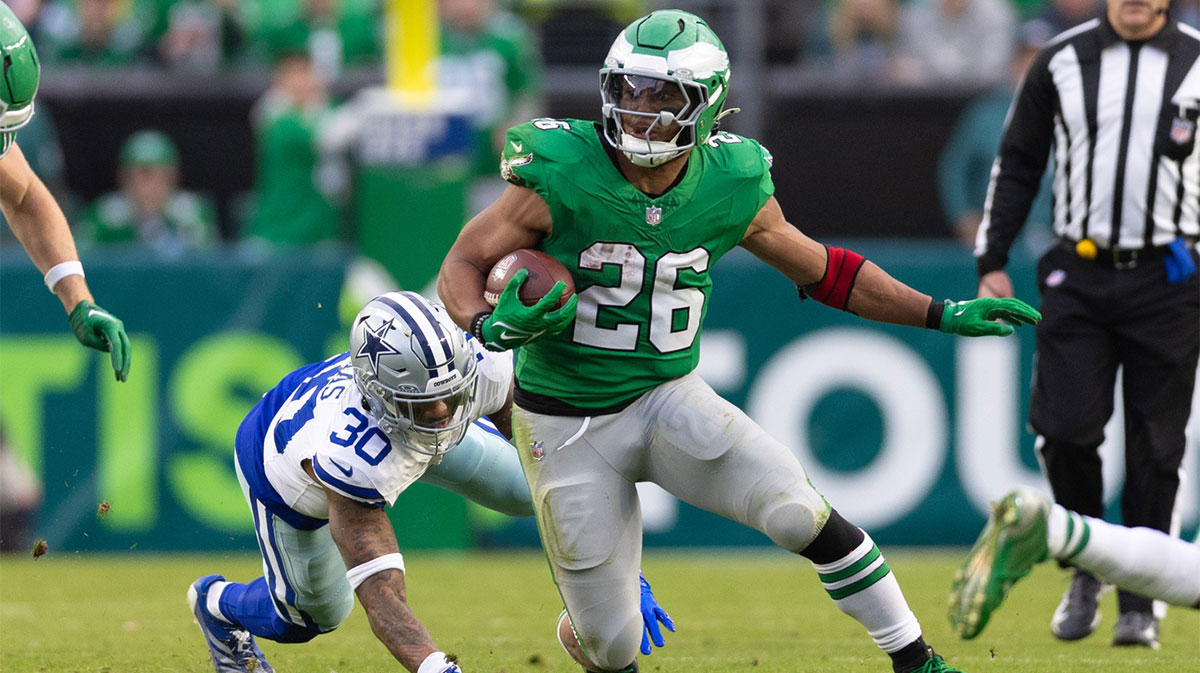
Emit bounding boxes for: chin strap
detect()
[715,107,741,123]
[711,107,741,135]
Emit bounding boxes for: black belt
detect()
[1058,238,1172,269]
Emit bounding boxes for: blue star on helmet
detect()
[356,318,401,375]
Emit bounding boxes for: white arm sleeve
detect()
[472,341,513,418]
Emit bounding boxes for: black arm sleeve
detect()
[976,50,1059,276]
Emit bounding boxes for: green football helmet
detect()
[600,10,731,167]
[0,3,40,150]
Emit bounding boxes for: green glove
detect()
[482,268,578,352]
[939,298,1041,337]
[68,300,132,381]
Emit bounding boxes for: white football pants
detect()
[513,372,831,671]
[232,420,530,632]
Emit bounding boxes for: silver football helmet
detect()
[349,291,478,458]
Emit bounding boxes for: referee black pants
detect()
[1029,244,1199,615]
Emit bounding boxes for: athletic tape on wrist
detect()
[44,260,85,292]
[345,552,405,590]
[803,246,865,311]
[417,651,459,673]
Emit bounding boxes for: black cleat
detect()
[1050,570,1105,640]
[1112,611,1159,649]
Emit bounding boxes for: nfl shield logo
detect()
[645,206,662,225]
[531,440,545,460]
[1170,117,1195,145]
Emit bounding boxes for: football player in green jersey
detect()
[439,10,1040,673]
[0,4,131,381]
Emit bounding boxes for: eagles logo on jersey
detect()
[500,152,533,183]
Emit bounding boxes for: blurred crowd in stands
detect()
[3,0,1198,279]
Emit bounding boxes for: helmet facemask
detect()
[348,291,480,460]
[600,69,708,167]
[598,10,732,168]
[357,363,478,459]
[0,99,34,135]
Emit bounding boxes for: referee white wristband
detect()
[44,260,84,292]
[417,651,461,673]
[345,552,406,590]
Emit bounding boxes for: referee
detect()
[975,0,1200,650]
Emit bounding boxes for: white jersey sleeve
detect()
[308,390,436,507]
[468,334,513,420]
[260,355,436,516]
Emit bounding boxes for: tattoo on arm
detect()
[357,569,439,668]
[309,460,439,672]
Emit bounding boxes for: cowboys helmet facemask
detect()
[0,3,40,140]
[349,291,478,458]
[600,9,731,167]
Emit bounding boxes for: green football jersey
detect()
[501,118,774,409]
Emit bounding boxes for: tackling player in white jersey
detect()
[188,291,672,673]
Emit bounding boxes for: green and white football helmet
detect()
[600,10,731,167]
[0,3,40,158]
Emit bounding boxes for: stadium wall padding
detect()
[2,242,1196,553]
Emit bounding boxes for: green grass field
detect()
[1,549,1196,673]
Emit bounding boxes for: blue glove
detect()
[1164,237,1197,284]
[639,572,675,655]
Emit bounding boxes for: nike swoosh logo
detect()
[88,309,112,320]
[327,458,354,478]
[490,320,543,342]
[498,329,545,342]
[955,308,968,317]
[511,141,523,152]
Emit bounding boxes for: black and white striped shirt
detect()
[976,15,1200,274]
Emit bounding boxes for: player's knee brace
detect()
[747,469,829,553]
[568,609,642,672]
[760,502,822,552]
[584,622,642,672]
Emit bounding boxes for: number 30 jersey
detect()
[500,119,774,411]
[235,338,512,530]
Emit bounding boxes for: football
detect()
[484,249,575,308]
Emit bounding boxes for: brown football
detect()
[484,249,575,308]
